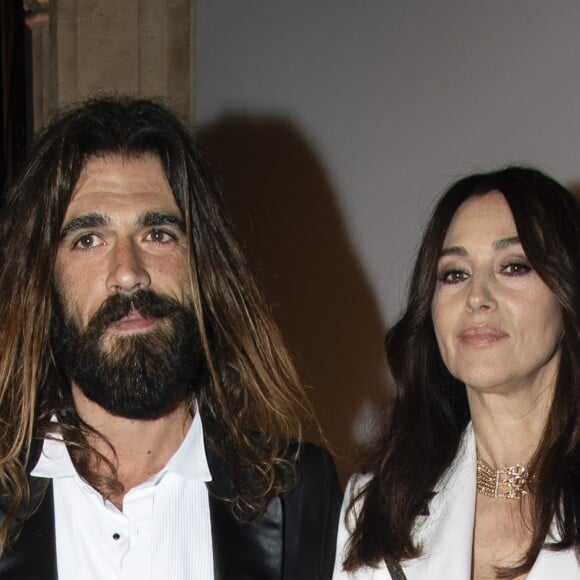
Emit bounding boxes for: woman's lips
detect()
[458,325,508,347]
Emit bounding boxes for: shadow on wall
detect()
[197,114,390,483]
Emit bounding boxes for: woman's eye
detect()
[502,261,532,276]
[438,269,469,284]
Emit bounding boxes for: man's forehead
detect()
[73,153,167,192]
[66,154,181,216]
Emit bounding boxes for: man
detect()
[0,97,341,579]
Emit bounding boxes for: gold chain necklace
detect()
[476,458,535,499]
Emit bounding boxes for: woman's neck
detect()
[467,380,554,469]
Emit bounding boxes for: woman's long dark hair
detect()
[0,96,316,553]
[344,166,580,578]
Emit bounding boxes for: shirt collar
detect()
[30,411,212,483]
[30,428,76,479]
[162,410,212,481]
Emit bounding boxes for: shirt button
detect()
[112,533,120,541]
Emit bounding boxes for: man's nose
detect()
[106,239,151,294]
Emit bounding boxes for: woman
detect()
[334,167,580,579]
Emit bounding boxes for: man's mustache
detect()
[88,290,184,334]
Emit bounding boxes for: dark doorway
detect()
[1,0,31,196]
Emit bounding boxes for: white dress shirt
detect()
[31,412,214,580]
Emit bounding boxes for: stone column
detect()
[26,0,194,130]
[24,0,51,131]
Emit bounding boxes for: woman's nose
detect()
[465,274,497,312]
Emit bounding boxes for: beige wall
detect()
[26,0,194,130]
[196,1,580,479]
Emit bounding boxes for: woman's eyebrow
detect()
[493,236,520,250]
[439,245,467,257]
[439,236,520,257]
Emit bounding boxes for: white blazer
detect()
[333,425,580,579]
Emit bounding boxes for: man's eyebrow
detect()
[138,212,185,231]
[439,236,521,257]
[60,213,108,239]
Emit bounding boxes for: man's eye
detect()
[438,269,469,284]
[73,234,101,249]
[146,229,175,243]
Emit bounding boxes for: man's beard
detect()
[51,289,204,420]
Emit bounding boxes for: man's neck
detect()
[71,384,193,505]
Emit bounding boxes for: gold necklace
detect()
[476,458,535,499]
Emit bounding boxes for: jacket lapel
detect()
[400,425,580,579]
[528,522,580,577]
[0,478,57,580]
[0,441,285,580]
[528,547,580,578]
[402,425,476,580]
[206,446,284,580]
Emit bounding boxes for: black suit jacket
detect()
[0,441,342,580]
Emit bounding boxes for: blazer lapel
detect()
[528,521,580,578]
[528,547,580,578]
[206,446,283,580]
[403,425,477,580]
[399,425,580,579]
[0,478,57,580]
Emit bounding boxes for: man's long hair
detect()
[0,96,315,551]
[343,167,580,579]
